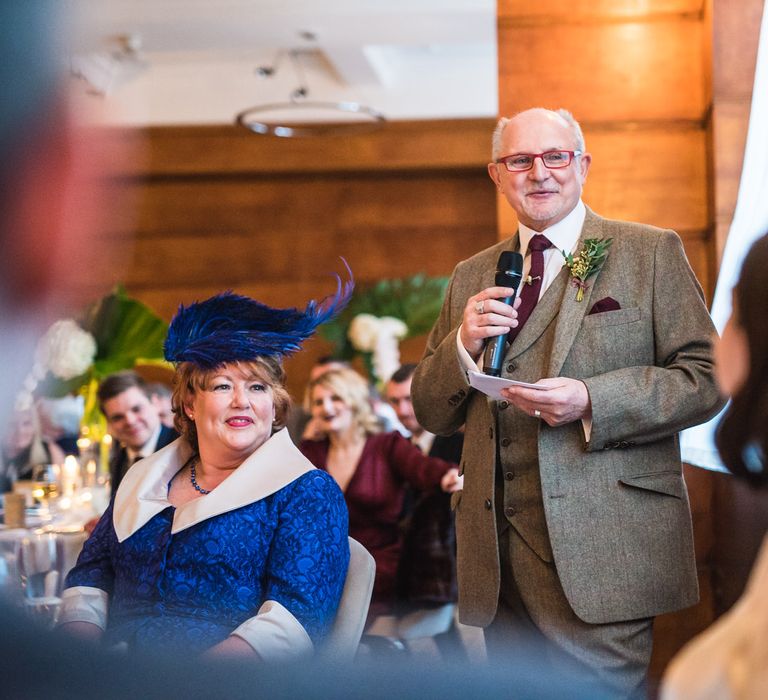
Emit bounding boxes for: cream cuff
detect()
[231,600,313,663]
[57,586,109,629]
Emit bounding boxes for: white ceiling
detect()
[71,0,498,127]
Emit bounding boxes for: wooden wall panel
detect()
[498,19,706,123]
[583,127,708,231]
[105,120,498,397]
[499,0,705,21]
[117,120,496,177]
[710,0,765,260]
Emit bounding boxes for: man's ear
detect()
[578,151,592,183]
[487,162,503,190]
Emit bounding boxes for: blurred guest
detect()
[299,366,462,634]
[0,3,117,430]
[286,356,351,443]
[37,395,84,456]
[97,371,178,493]
[147,381,175,430]
[0,406,66,491]
[59,287,351,660]
[385,363,466,658]
[662,234,768,700]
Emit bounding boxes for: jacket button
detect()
[500,437,511,447]
[506,361,517,373]
[457,389,466,398]
[484,499,492,510]
[504,471,515,481]
[504,506,516,517]
[499,400,509,410]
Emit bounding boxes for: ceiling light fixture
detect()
[235,37,386,138]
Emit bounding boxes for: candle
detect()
[61,455,80,497]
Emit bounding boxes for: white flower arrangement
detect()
[348,313,408,385]
[36,319,97,380]
[15,320,97,411]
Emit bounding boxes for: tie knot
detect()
[528,235,553,253]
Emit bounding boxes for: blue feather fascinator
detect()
[164,263,354,368]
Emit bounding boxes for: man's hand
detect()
[459,288,522,359]
[440,468,463,493]
[500,377,592,427]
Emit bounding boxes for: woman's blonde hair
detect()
[172,357,291,452]
[306,367,381,436]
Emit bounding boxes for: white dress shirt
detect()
[456,200,591,439]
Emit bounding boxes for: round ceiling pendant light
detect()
[235,42,386,138]
[236,100,385,137]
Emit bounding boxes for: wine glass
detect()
[16,531,62,627]
[31,463,61,522]
[0,529,26,605]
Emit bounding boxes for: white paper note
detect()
[467,370,548,401]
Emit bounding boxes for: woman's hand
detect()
[201,634,260,661]
[440,467,463,493]
[301,416,327,441]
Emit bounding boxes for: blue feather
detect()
[164,260,354,368]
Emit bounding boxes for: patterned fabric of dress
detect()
[65,469,349,654]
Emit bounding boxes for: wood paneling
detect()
[710,0,765,261]
[583,127,708,231]
[499,0,705,21]
[114,120,496,178]
[106,120,498,397]
[498,19,706,123]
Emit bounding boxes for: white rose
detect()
[377,316,408,340]
[36,319,97,380]
[372,334,402,386]
[348,313,380,352]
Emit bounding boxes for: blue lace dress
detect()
[62,432,349,657]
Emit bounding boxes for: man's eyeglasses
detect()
[495,150,582,172]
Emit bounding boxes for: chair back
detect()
[320,536,375,661]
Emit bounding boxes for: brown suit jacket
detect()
[412,208,723,626]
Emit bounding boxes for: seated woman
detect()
[661,233,768,699]
[58,282,352,662]
[0,405,66,492]
[299,366,462,635]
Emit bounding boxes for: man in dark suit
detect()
[97,371,178,493]
[412,108,724,695]
[385,363,468,659]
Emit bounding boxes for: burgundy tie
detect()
[508,234,553,342]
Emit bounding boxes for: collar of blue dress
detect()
[112,429,315,542]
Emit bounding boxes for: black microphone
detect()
[483,251,524,377]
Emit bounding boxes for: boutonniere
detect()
[561,238,613,301]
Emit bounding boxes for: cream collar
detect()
[112,429,315,542]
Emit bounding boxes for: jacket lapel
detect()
[547,210,606,377]
[504,209,609,376]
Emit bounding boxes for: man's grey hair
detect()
[491,108,586,161]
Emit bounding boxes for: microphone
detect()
[483,251,524,377]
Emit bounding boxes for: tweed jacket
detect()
[412,208,723,626]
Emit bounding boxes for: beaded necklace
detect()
[189,457,211,495]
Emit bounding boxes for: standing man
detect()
[412,108,723,695]
[97,371,177,493]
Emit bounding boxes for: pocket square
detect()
[588,297,621,315]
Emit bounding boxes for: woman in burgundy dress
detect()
[299,367,462,632]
